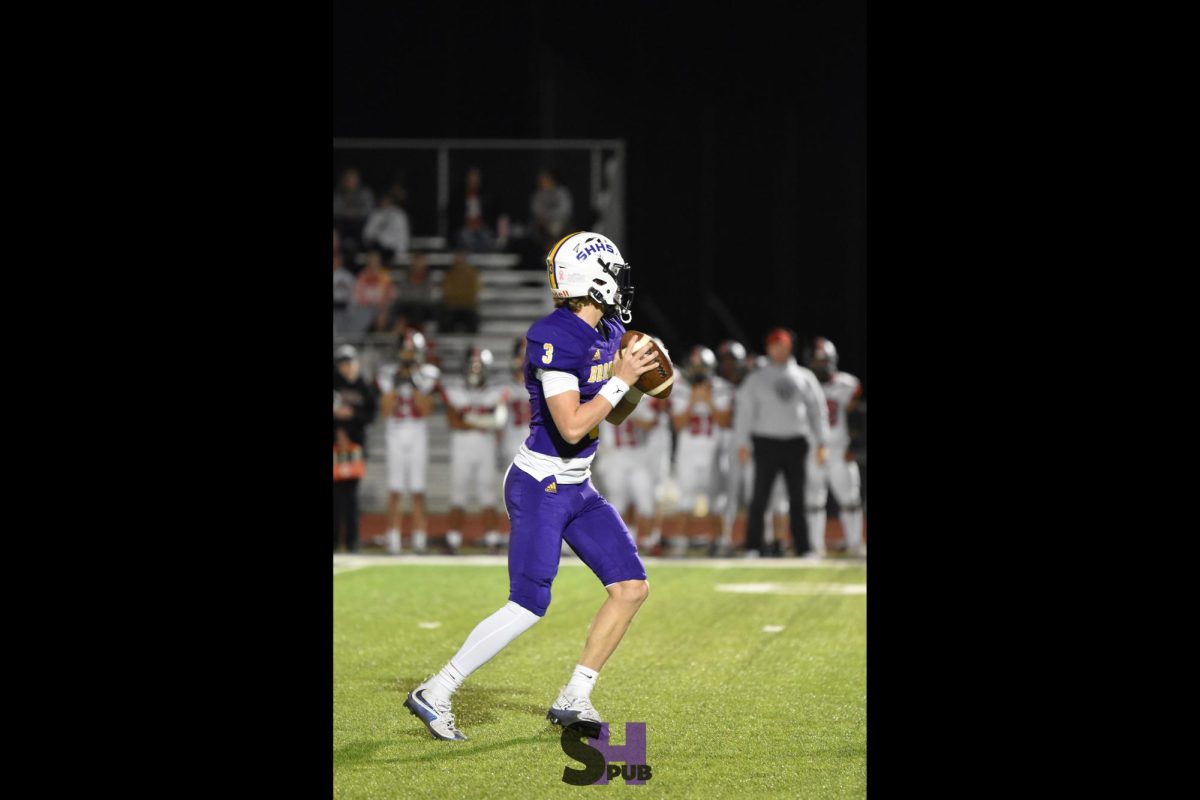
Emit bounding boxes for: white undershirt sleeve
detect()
[536,369,580,398]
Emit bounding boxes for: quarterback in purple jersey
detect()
[405,231,660,741]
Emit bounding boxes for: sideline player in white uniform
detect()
[714,340,749,555]
[803,337,865,556]
[378,330,440,554]
[443,347,508,553]
[633,337,673,553]
[669,346,732,556]
[595,393,659,546]
[499,337,532,470]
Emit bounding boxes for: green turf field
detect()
[334,559,866,799]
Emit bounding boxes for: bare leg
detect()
[407,493,428,551]
[387,491,401,533]
[578,580,650,672]
[412,493,427,534]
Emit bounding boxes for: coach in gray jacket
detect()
[735,328,830,556]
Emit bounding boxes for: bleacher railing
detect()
[332,138,626,245]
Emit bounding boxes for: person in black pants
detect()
[334,429,364,551]
[734,329,830,557]
[746,435,810,555]
[334,344,377,552]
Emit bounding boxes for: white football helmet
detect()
[545,231,635,323]
[805,336,839,382]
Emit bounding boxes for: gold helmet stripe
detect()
[545,231,585,291]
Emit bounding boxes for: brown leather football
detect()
[620,330,674,399]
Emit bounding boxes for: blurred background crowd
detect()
[333,155,866,559]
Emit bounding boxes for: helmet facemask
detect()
[807,338,838,383]
[465,348,493,389]
[595,256,634,324]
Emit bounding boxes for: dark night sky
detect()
[334,1,866,383]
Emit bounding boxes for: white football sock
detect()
[411,530,427,551]
[425,661,466,704]
[386,529,401,554]
[446,530,463,549]
[842,507,863,554]
[564,664,599,699]
[806,508,826,555]
[425,601,540,703]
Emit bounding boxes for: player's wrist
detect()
[597,376,631,408]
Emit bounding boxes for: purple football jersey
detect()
[523,306,626,460]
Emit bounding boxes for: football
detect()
[620,330,674,399]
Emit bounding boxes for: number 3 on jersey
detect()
[542,343,554,364]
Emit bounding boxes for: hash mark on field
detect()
[715,582,867,595]
[417,621,441,629]
[762,625,786,633]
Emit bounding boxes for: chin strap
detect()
[619,308,633,324]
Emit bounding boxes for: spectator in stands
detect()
[389,252,438,333]
[529,169,573,248]
[363,192,411,263]
[463,167,488,228]
[333,168,375,255]
[495,213,511,250]
[455,168,496,252]
[333,250,355,334]
[456,216,496,253]
[440,251,481,333]
[334,345,377,553]
[352,250,397,333]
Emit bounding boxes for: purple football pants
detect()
[503,465,647,616]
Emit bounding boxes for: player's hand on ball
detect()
[614,342,658,387]
[738,445,750,465]
[816,446,828,466]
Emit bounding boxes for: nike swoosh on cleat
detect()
[407,691,437,723]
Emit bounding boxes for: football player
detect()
[406,231,658,741]
[378,330,440,554]
[668,346,733,556]
[714,340,748,555]
[443,347,508,554]
[594,389,659,547]
[803,337,865,556]
[499,337,532,470]
[494,338,532,553]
